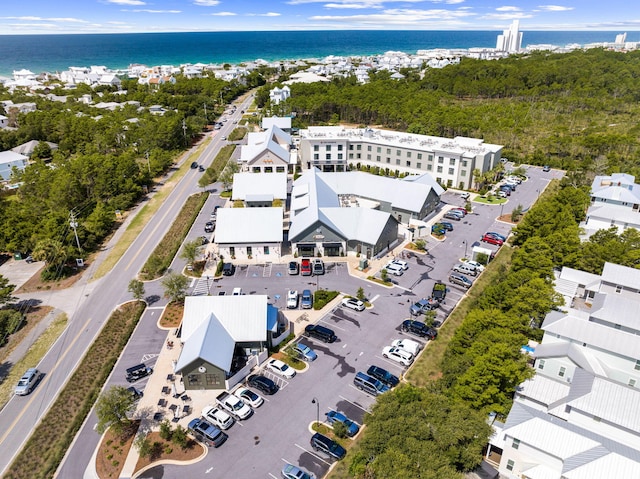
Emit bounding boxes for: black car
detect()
[401,320,438,340]
[366,365,399,388]
[222,263,235,276]
[198,165,205,172]
[304,324,337,343]
[190,161,198,169]
[247,374,278,395]
[200,235,209,245]
[310,432,346,461]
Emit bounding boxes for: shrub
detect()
[172,425,188,449]
[314,290,339,310]
[414,239,426,251]
[215,259,224,276]
[159,420,172,441]
[332,421,348,439]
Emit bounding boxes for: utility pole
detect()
[69,211,82,252]
[182,119,187,145]
[203,103,208,123]
[145,150,151,173]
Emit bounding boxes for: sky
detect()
[0,1,637,35]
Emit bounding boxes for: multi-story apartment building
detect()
[298,126,502,190]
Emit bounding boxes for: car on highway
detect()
[449,272,474,289]
[293,342,317,362]
[443,212,462,221]
[301,258,312,276]
[282,463,315,479]
[14,368,41,396]
[366,365,399,388]
[301,289,313,309]
[235,387,264,408]
[391,338,422,356]
[198,165,205,172]
[482,234,504,246]
[190,161,198,169]
[187,418,228,448]
[401,320,438,340]
[267,359,296,379]
[287,290,299,309]
[325,410,360,437]
[342,297,365,311]
[382,346,414,366]
[247,374,278,395]
[409,298,438,316]
[310,432,346,461]
[288,261,299,275]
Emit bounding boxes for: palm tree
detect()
[32,239,67,272]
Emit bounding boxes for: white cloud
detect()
[129,9,182,13]
[1,16,87,23]
[481,12,533,20]
[246,12,282,17]
[537,5,574,11]
[288,0,425,5]
[193,0,221,6]
[105,0,146,5]
[209,11,237,16]
[496,6,521,12]
[324,3,378,8]
[310,7,476,26]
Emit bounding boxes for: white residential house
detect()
[231,172,287,208]
[299,126,503,190]
[239,124,297,174]
[269,86,290,105]
[489,262,640,479]
[0,151,29,181]
[214,207,283,261]
[581,173,640,237]
[0,115,8,129]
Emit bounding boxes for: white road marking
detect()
[320,319,346,331]
[268,474,278,479]
[339,395,371,413]
[294,444,332,466]
[370,294,380,303]
[205,466,213,473]
[342,344,347,349]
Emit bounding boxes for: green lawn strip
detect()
[227,128,247,142]
[211,144,236,173]
[0,313,68,409]
[93,141,210,280]
[406,246,514,386]
[139,192,208,280]
[4,301,145,479]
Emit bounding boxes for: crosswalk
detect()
[191,278,210,296]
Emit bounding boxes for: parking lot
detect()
[140,165,557,479]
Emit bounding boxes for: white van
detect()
[232,287,242,296]
[384,262,404,276]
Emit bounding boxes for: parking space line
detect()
[375,355,408,371]
[338,395,370,413]
[268,473,278,479]
[294,444,333,466]
[319,319,347,332]
[370,294,380,303]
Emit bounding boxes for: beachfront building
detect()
[496,20,523,53]
[298,126,502,190]
[580,173,640,238]
[231,172,287,208]
[488,262,640,478]
[0,151,29,182]
[238,124,297,174]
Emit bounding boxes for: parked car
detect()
[382,346,413,366]
[439,222,454,231]
[443,212,462,221]
[127,386,143,401]
[288,261,299,275]
[325,410,360,437]
[486,231,507,241]
[464,260,485,272]
[293,342,317,362]
[449,272,474,289]
[401,320,438,340]
[304,324,337,343]
[498,186,511,196]
[235,387,264,408]
[310,433,346,461]
[247,374,278,395]
[450,207,467,216]
[431,224,446,235]
[384,262,404,276]
[204,221,215,233]
[432,281,447,302]
[453,262,478,276]
[287,290,299,309]
[301,289,313,309]
[301,258,312,276]
[222,263,235,276]
[391,338,422,356]
[187,418,228,448]
[354,371,390,396]
[366,365,399,388]
[342,297,365,312]
[14,368,41,396]
[267,359,296,379]
[202,405,235,430]
[312,258,325,275]
[542,165,551,172]
[389,259,408,270]
[200,235,209,245]
[125,363,153,383]
[497,190,508,198]
[409,298,438,316]
[482,234,504,246]
[282,463,315,479]
[460,192,470,200]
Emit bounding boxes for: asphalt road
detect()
[0,95,253,476]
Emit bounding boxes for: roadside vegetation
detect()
[4,301,145,479]
[198,144,237,188]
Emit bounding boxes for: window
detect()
[230,246,235,256]
[367,145,371,151]
[417,153,422,160]
[386,158,391,163]
[461,170,466,176]
[438,156,444,163]
[407,151,411,158]
[630,378,637,387]
[448,168,454,175]
[313,145,319,152]
[437,166,443,173]
[349,153,354,159]
[376,156,381,162]
[247,246,252,256]
[326,154,331,160]
[338,144,343,151]
[512,438,520,450]
[396,149,401,156]
[396,159,400,165]
[417,163,421,169]
[253,167,261,173]
[386,148,391,154]
[428,154,433,161]
[615,324,621,330]
[506,460,514,472]
[205,374,222,386]
[427,164,432,171]
[616,285,623,293]
[356,144,361,150]
[338,153,343,160]
[538,359,545,370]
[349,145,354,150]
[449,158,455,166]
[377,146,381,153]
[635,360,640,371]
[313,154,319,160]
[406,161,411,167]
[367,154,371,160]
[559,366,566,378]
[326,145,331,151]
[264,246,269,255]
[276,166,285,173]
[357,153,361,159]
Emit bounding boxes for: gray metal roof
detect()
[516,374,571,407]
[11,140,58,156]
[232,172,287,201]
[175,313,236,373]
[589,293,640,331]
[214,207,283,244]
[601,262,640,290]
[240,124,293,166]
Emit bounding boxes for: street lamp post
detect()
[463,240,468,260]
[311,397,319,428]
[500,203,504,219]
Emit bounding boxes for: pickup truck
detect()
[202,405,235,430]
[216,391,253,420]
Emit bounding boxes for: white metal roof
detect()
[214,207,283,244]
[563,452,640,479]
[587,204,640,226]
[231,172,287,201]
[589,293,640,331]
[601,262,640,290]
[175,314,236,373]
[516,374,571,407]
[321,207,392,245]
[558,267,601,289]
[0,150,28,166]
[520,464,560,479]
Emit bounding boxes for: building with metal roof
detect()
[239,124,297,174]
[298,125,502,190]
[0,150,28,181]
[231,172,287,207]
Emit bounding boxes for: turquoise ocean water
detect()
[0,30,634,77]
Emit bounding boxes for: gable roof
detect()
[175,314,236,372]
[231,172,287,201]
[11,140,58,156]
[240,124,293,166]
[601,262,640,290]
[214,207,283,244]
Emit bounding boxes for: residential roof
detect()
[589,293,640,331]
[231,172,287,201]
[11,140,58,156]
[591,174,640,203]
[175,313,236,373]
[0,150,28,166]
[601,262,640,290]
[516,374,571,408]
[586,204,640,226]
[214,207,283,244]
[558,267,601,290]
[261,116,291,130]
[321,207,393,245]
[240,124,293,166]
[563,452,640,479]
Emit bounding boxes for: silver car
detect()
[15,368,41,396]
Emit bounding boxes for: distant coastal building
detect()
[0,151,28,181]
[496,20,523,53]
[269,86,290,105]
[298,126,502,190]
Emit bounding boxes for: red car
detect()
[300,258,312,276]
[482,234,503,246]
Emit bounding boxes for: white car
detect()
[388,259,408,270]
[235,387,264,408]
[382,346,413,366]
[202,405,234,430]
[391,338,422,356]
[464,260,485,272]
[384,263,404,276]
[342,297,365,312]
[287,290,299,309]
[267,359,296,379]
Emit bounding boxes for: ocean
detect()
[0,30,634,77]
